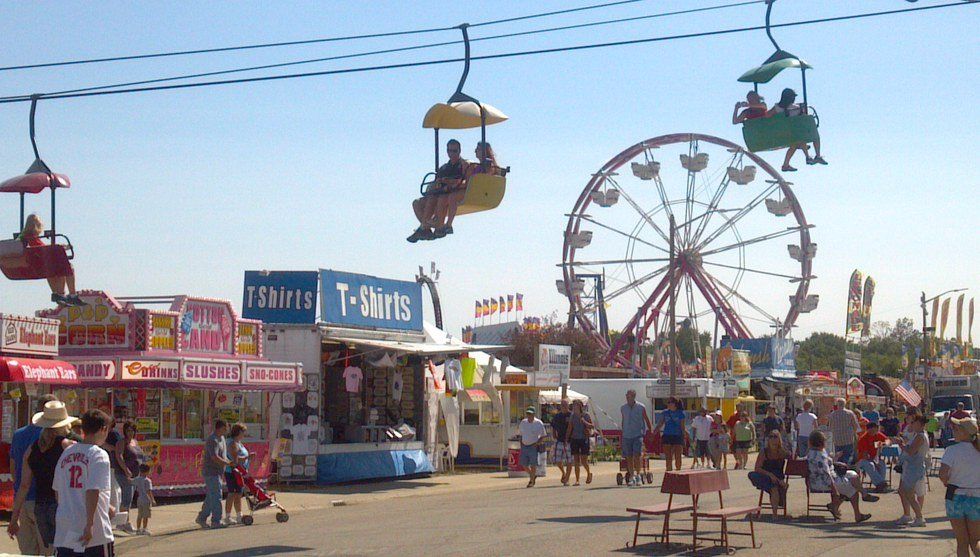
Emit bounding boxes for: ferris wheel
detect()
[559,133,818,369]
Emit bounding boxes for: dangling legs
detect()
[782,146,798,171]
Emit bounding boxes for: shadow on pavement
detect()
[538,514,638,524]
[202,545,312,556]
[787,518,953,540]
[613,541,735,556]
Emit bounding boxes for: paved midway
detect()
[99,459,956,557]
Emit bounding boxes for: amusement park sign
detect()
[0,315,59,357]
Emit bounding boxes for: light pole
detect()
[669,214,677,397]
[919,288,967,406]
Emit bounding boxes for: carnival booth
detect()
[252,269,507,485]
[36,291,302,496]
[796,370,846,417]
[0,314,79,509]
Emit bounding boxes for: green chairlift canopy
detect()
[738,50,812,84]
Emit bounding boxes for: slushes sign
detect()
[319,269,422,331]
[242,271,318,324]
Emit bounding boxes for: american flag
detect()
[894,380,922,407]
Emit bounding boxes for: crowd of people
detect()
[5,396,255,556]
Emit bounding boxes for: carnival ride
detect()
[738,0,820,153]
[419,24,510,218]
[0,97,77,287]
[559,133,818,370]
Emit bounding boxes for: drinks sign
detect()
[121,360,180,382]
[180,301,234,355]
[0,315,59,356]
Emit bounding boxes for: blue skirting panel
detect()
[316,449,434,485]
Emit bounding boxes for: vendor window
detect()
[241,392,267,440]
[182,390,205,440]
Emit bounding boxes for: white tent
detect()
[539,389,590,404]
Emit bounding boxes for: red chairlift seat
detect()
[0,164,74,281]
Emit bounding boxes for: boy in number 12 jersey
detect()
[53,409,115,557]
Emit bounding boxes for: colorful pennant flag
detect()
[507,294,514,312]
[940,297,951,340]
[516,293,524,312]
[846,270,863,334]
[483,299,490,316]
[490,298,499,315]
[475,300,482,319]
[861,276,875,338]
[499,296,505,315]
[955,294,965,344]
[969,298,975,345]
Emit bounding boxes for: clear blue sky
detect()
[1,0,977,343]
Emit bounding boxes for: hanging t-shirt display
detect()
[343,366,363,393]
[392,371,404,402]
[445,359,462,392]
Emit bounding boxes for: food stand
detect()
[0,314,79,509]
[36,291,302,496]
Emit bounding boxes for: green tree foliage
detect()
[675,327,713,364]
[795,318,922,378]
[505,323,607,368]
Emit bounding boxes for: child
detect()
[715,424,732,470]
[133,464,156,535]
[52,408,115,555]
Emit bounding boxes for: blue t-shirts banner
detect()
[319,269,423,331]
[242,271,318,324]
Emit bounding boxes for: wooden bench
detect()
[698,505,761,553]
[625,502,695,548]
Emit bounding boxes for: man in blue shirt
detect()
[862,404,880,425]
[8,394,57,555]
[620,390,653,487]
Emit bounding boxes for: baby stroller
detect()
[232,464,289,525]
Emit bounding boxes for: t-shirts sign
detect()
[242,271,318,324]
[320,269,423,331]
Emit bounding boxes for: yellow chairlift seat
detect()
[455,173,506,216]
[422,101,508,130]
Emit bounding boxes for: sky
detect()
[0,0,977,345]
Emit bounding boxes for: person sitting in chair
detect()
[407,139,469,243]
[732,90,768,124]
[19,214,83,306]
[766,88,827,172]
[429,141,501,239]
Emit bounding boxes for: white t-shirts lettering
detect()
[692,415,714,441]
[795,412,818,437]
[941,442,980,497]
[53,443,113,551]
[342,366,363,393]
[518,418,546,445]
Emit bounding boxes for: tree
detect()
[506,324,606,368]
[796,332,848,372]
[675,327,713,364]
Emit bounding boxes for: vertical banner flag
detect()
[507,294,514,312]
[490,298,499,315]
[516,293,524,312]
[499,296,506,316]
[860,276,875,338]
[940,297,950,340]
[955,294,964,344]
[846,270,863,334]
[475,301,482,319]
[969,297,974,345]
[931,298,939,332]
[483,299,490,317]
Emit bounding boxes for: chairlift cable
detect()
[0,1,970,105]
[0,0,654,73]
[0,1,765,101]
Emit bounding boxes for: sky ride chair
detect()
[737,0,820,154]
[419,24,510,218]
[0,97,77,286]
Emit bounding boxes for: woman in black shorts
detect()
[567,400,594,485]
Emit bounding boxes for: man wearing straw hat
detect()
[7,394,57,555]
[8,400,76,556]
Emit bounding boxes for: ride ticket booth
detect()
[36,291,303,496]
[0,314,79,509]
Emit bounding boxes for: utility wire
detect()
[0,1,970,105]
[0,1,763,101]
[0,0,649,72]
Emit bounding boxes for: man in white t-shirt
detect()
[53,408,115,557]
[691,408,714,469]
[794,399,819,458]
[518,407,547,488]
